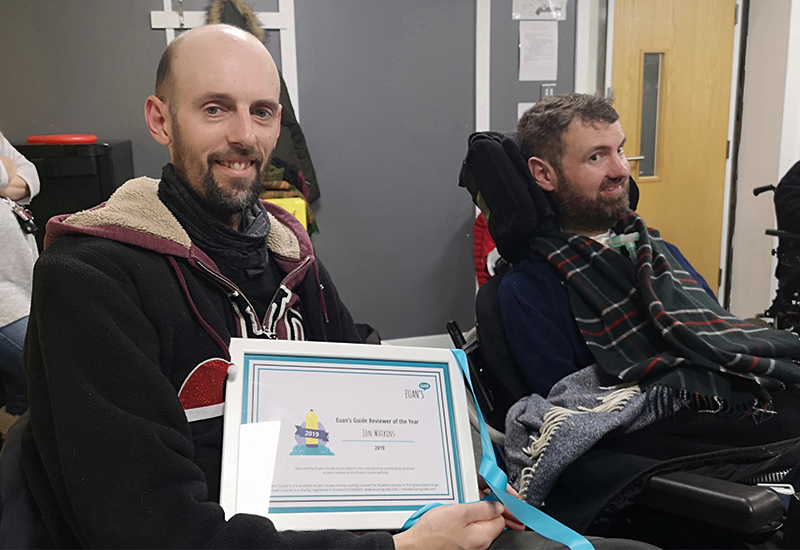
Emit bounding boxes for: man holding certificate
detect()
[2,23,655,550]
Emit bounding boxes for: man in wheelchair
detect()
[460,93,800,547]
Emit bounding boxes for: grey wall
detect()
[0,0,477,339]
[490,0,576,133]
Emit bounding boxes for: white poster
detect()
[519,21,558,81]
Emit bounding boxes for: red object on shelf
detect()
[26,134,98,145]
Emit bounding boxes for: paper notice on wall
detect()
[519,21,558,81]
[512,0,567,21]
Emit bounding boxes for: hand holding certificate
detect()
[392,500,507,550]
[221,339,480,531]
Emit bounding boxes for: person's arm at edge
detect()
[0,136,40,203]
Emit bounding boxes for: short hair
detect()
[154,31,191,105]
[516,93,619,168]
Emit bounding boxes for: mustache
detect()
[207,148,264,164]
[600,176,628,191]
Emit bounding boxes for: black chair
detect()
[753,160,800,335]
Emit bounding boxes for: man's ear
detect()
[528,157,557,192]
[144,95,172,147]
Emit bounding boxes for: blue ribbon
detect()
[401,349,594,550]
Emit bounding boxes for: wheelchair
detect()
[452,131,800,549]
[753,159,800,336]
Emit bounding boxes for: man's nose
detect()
[228,110,256,149]
[610,152,631,179]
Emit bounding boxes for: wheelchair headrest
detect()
[458,131,559,264]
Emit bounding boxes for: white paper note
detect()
[512,0,568,21]
[236,421,281,517]
[519,21,558,81]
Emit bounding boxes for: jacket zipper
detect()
[260,256,314,330]
[195,260,277,339]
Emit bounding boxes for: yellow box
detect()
[264,197,307,229]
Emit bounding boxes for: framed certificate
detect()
[221,338,479,531]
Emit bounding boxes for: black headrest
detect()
[458,132,559,264]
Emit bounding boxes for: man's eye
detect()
[254,108,271,119]
[589,154,600,162]
[205,106,221,115]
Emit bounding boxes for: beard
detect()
[171,121,268,219]
[553,164,630,235]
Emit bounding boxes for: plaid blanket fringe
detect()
[529,212,800,420]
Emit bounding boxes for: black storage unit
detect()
[13,140,134,250]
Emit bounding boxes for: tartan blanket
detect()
[529,211,800,418]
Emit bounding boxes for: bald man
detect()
[4,25,512,550]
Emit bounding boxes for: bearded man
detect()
[6,24,527,550]
[498,93,796,404]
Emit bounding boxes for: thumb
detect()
[461,500,505,524]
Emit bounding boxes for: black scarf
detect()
[158,164,270,278]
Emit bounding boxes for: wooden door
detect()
[612,0,736,291]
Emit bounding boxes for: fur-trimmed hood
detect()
[44,176,316,281]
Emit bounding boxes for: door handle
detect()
[627,155,645,161]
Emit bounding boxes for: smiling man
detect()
[146,26,281,230]
[6,24,518,550]
[519,94,630,238]
[497,93,648,397]
[498,93,800,405]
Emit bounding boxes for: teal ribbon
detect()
[401,349,594,550]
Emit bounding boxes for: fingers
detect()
[503,512,526,531]
[505,483,520,498]
[462,499,505,524]
[467,513,507,549]
[479,485,525,531]
[394,502,506,550]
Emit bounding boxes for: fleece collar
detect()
[44,176,315,278]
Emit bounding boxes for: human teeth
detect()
[221,160,248,170]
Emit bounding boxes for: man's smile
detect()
[216,159,255,172]
[599,179,625,197]
[215,158,256,175]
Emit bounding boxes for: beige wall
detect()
[728,0,792,318]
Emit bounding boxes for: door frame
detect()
[601,0,746,299]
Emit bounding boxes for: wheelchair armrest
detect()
[633,471,783,535]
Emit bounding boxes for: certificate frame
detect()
[221,338,479,531]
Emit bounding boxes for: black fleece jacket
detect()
[19,176,391,549]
